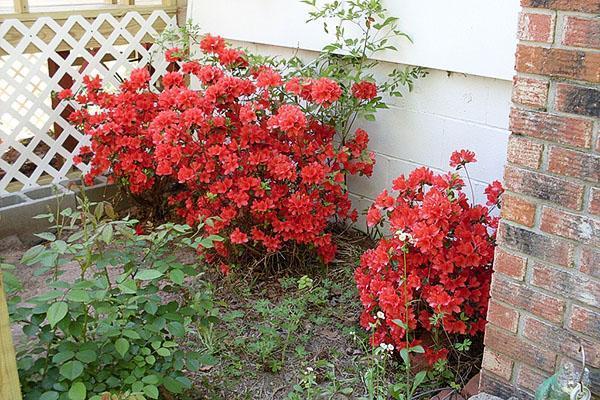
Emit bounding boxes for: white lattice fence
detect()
[0,10,176,196]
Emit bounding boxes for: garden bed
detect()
[2,223,482,400]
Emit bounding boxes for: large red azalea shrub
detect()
[64,1,426,269]
[355,151,503,365]
[66,36,376,267]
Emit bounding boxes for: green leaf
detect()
[135,269,163,280]
[412,370,427,393]
[21,245,45,265]
[115,338,130,358]
[163,376,183,394]
[143,385,159,399]
[399,348,410,368]
[52,350,75,364]
[101,224,113,244]
[169,269,184,285]
[39,391,59,400]
[167,321,185,337]
[142,375,160,385]
[410,345,425,354]
[75,350,97,363]
[35,232,56,241]
[392,319,408,330]
[59,360,84,380]
[68,382,86,400]
[156,347,171,357]
[118,279,137,294]
[47,301,68,328]
[123,329,141,339]
[67,290,90,303]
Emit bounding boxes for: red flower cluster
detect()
[351,81,377,100]
[355,151,503,365]
[67,34,375,268]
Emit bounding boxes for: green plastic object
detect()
[535,362,591,400]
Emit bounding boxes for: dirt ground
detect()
[1,227,481,400]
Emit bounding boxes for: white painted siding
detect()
[188,0,519,80]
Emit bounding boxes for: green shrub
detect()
[11,198,220,400]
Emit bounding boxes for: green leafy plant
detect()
[12,197,219,400]
[243,276,328,372]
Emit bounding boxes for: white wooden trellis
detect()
[0,10,176,196]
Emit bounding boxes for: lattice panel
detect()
[0,11,176,195]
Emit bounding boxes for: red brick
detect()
[523,316,600,368]
[521,0,600,14]
[589,187,600,216]
[493,247,527,280]
[548,146,600,182]
[504,165,584,210]
[531,262,600,307]
[479,371,531,400]
[506,135,544,169]
[487,300,519,333]
[554,83,600,118]
[501,193,537,227]
[482,348,514,381]
[515,45,600,83]
[491,273,566,323]
[569,304,600,340]
[512,77,549,109]
[516,365,547,393]
[540,206,599,246]
[499,222,575,267]
[518,12,554,43]
[509,108,592,148]
[484,325,556,372]
[563,16,600,50]
[580,246,599,278]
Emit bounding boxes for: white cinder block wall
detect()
[188,0,520,226]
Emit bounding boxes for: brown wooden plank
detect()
[0,272,22,400]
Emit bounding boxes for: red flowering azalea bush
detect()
[65,35,377,268]
[355,151,503,365]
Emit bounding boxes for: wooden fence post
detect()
[0,272,22,400]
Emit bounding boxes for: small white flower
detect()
[379,343,388,350]
[306,367,314,372]
[386,344,394,352]
[376,311,385,320]
[395,230,414,243]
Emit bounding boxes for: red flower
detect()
[177,166,194,183]
[366,207,382,227]
[219,262,231,276]
[165,47,182,62]
[267,104,307,136]
[57,88,73,100]
[69,32,374,271]
[301,162,326,185]
[351,81,377,100]
[230,228,249,244]
[256,67,282,88]
[355,151,495,358]
[484,180,504,206]
[310,78,342,107]
[449,149,476,168]
[134,224,145,235]
[200,34,226,54]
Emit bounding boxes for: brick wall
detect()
[480,0,600,398]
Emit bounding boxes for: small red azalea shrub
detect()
[355,151,503,365]
[65,36,376,266]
